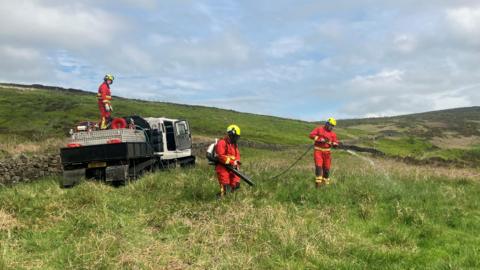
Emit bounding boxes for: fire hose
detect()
[269,141,342,180]
[269,144,314,180]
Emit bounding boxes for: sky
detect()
[1,0,479,120]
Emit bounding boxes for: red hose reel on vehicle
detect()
[111,118,127,129]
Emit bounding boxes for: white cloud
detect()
[446,6,480,34]
[350,69,405,93]
[431,95,471,111]
[118,45,155,72]
[445,6,480,45]
[158,78,206,91]
[266,37,305,58]
[0,46,40,61]
[147,34,177,45]
[119,0,158,9]
[393,34,417,53]
[0,1,125,49]
[195,95,272,114]
[165,33,252,68]
[0,45,53,82]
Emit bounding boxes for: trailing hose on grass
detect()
[268,144,376,180]
[269,144,314,180]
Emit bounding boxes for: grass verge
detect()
[1,148,479,269]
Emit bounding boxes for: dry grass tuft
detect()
[0,209,21,231]
[372,157,480,181]
[0,137,67,157]
[431,135,480,149]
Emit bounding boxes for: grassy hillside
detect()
[338,107,480,165]
[1,148,479,269]
[0,84,313,146]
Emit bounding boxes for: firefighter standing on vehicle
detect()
[215,124,242,197]
[97,74,114,129]
[309,118,339,187]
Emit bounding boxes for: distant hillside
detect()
[340,107,480,137]
[337,107,480,164]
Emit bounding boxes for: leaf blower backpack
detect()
[206,139,219,165]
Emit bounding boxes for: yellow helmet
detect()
[326,117,337,126]
[104,74,114,81]
[227,124,241,136]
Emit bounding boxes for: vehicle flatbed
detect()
[61,142,153,165]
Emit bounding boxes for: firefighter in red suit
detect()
[215,124,241,197]
[97,74,114,129]
[309,118,339,187]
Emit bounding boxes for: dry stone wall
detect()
[0,154,61,185]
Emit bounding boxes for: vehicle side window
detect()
[176,122,188,135]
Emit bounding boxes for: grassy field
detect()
[1,147,479,269]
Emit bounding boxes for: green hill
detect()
[337,107,480,165]
[0,83,313,146]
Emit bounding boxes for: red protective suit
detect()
[97,82,112,129]
[309,126,339,169]
[215,136,241,189]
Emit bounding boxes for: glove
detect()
[233,160,241,166]
[105,103,113,112]
[318,138,326,143]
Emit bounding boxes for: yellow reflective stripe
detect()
[103,100,111,103]
[100,117,107,129]
[315,177,323,183]
[225,158,231,165]
[314,147,331,151]
[314,136,319,141]
[105,96,112,99]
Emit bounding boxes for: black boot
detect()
[315,166,323,178]
[315,166,324,188]
[216,184,231,199]
[233,182,240,192]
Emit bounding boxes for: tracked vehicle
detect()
[60,116,195,187]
